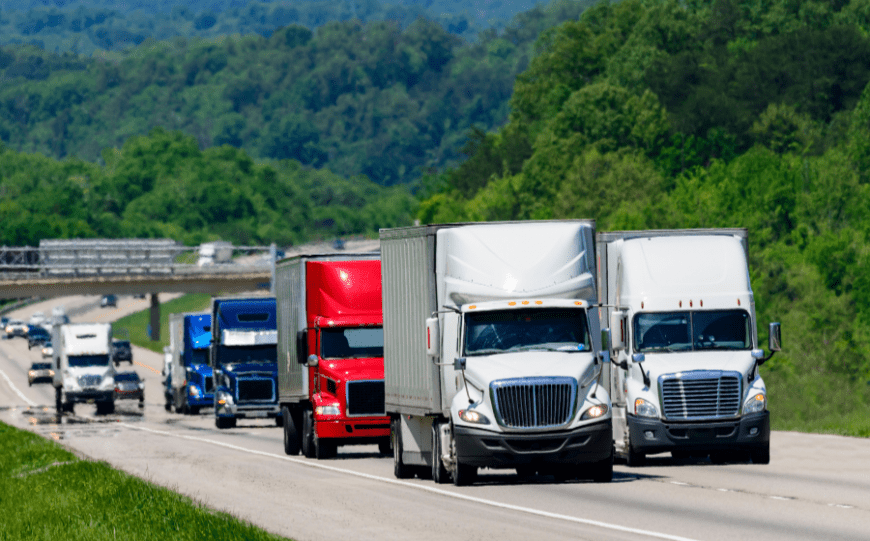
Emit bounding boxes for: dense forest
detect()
[419,0,870,435]
[0,0,552,52]
[0,1,593,185]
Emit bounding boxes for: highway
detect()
[1,296,868,541]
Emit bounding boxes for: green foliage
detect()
[0,1,596,186]
[0,129,416,247]
[419,0,870,436]
[0,421,289,540]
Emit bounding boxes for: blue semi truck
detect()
[211,296,281,429]
[168,312,214,415]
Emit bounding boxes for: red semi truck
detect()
[276,253,390,458]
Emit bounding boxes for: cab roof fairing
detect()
[306,260,382,328]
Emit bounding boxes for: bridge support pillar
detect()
[150,293,160,342]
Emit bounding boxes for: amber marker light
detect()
[574,301,582,306]
[469,305,477,310]
[521,301,529,305]
[508,302,516,306]
[535,300,543,305]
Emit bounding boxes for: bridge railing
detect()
[0,240,275,276]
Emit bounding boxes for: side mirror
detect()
[296,330,308,365]
[768,322,781,352]
[426,317,440,357]
[307,354,319,367]
[632,352,646,364]
[454,357,466,371]
[597,350,610,364]
[610,311,626,350]
[751,349,765,360]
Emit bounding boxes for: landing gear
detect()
[392,416,412,479]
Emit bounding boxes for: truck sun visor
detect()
[222,329,277,346]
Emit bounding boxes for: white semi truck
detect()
[597,229,781,465]
[381,221,613,486]
[52,322,116,415]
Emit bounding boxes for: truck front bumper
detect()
[316,417,391,441]
[188,394,214,408]
[454,420,612,468]
[66,390,114,403]
[216,403,281,419]
[627,411,770,455]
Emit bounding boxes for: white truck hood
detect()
[462,350,597,389]
[640,350,755,381]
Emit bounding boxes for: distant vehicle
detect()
[168,313,213,415]
[197,241,233,266]
[29,312,47,326]
[100,295,118,308]
[28,361,54,386]
[27,326,51,349]
[332,238,346,250]
[41,341,54,358]
[0,316,8,328]
[5,319,27,338]
[111,339,133,365]
[114,372,144,407]
[133,294,147,299]
[52,323,115,415]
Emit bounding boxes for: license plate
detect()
[246,411,268,418]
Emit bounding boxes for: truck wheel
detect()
[452,463,477,486]
[378,439,391,456]
[55,388,62,415]
[431,422,449,484]
[515,465,536,478]
[315,437,337,459]
[282,406,301,456]
[589,449,614,483]
[189,406,199,415]
[275,414,284,427]
[216,416,235,429]
[626,439,645,467]
[302,410,316,458]
[751,443,770,465]
[392,417,413,479]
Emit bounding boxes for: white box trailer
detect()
[597,229,781,465]
[52,322,115,415]
[381,221,613,485]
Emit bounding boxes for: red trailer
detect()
[276,254,390,458]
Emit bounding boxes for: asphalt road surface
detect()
[1,296,868,541]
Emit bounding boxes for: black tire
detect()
[515,465,536,478]
[189,406,199,415]
[215,416,235,429]
[275,414,284,427]
[315,437,337,459]
[164,400,171,412]
[55,387,62,415]
[626,436,645,467]
[452,462,477,486]
[432,422,449,484]
[302,410,316,458]
[392,417,413,479]
[282,406,301,456]
[378,439,391,456]
[751,444,770,465]
[590,449,614,483]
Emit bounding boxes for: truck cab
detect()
[211,297,280,428]
[52,323,116,415]
[598,230,780,465]
[169,312,213,415]
[278,256,390,459]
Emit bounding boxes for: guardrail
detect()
[0,240,276,276]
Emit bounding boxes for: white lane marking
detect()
[118,423,700,541]
[670,481,690,486]
[769,496,793,501]
[0,365,37,407]
[829,504,853,509]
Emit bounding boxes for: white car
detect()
[41,341,54,358]
[29,312,47,326]
[5,319,27,338]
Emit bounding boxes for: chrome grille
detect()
[346,380,385,416]
[78,374,101,388]
[660,371,741,420]
[236,378,274,402]
[490,377,576,429]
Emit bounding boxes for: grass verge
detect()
[0,421,289,541]
[112,294,211,354]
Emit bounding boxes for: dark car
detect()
[112,339,133,365]
[114,371,144,406]
[100,294,118,308]
[27,326,51,349]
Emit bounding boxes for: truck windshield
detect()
[68,355,110,367]
[216,345,277,364]
[464,308,590,356]
[321,327,384,359]
[634,310,751,353]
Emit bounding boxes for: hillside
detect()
[419,0,870,436]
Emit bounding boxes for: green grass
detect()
[0,422,290,541]
[112,294,211,354]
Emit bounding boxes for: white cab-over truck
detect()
[597,229,780,465]
[52,323,116,415]
[381,221,613,486]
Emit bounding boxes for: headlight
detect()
[28,371,35,377]
[743,393,766,414]
[217,391,233,405]
[315,404,341,416]
[458,408,490,425]
[634,398,658,418]
[188,385,201,397]
[580,403,609,420]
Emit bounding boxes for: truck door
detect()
[439,312,461,411]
